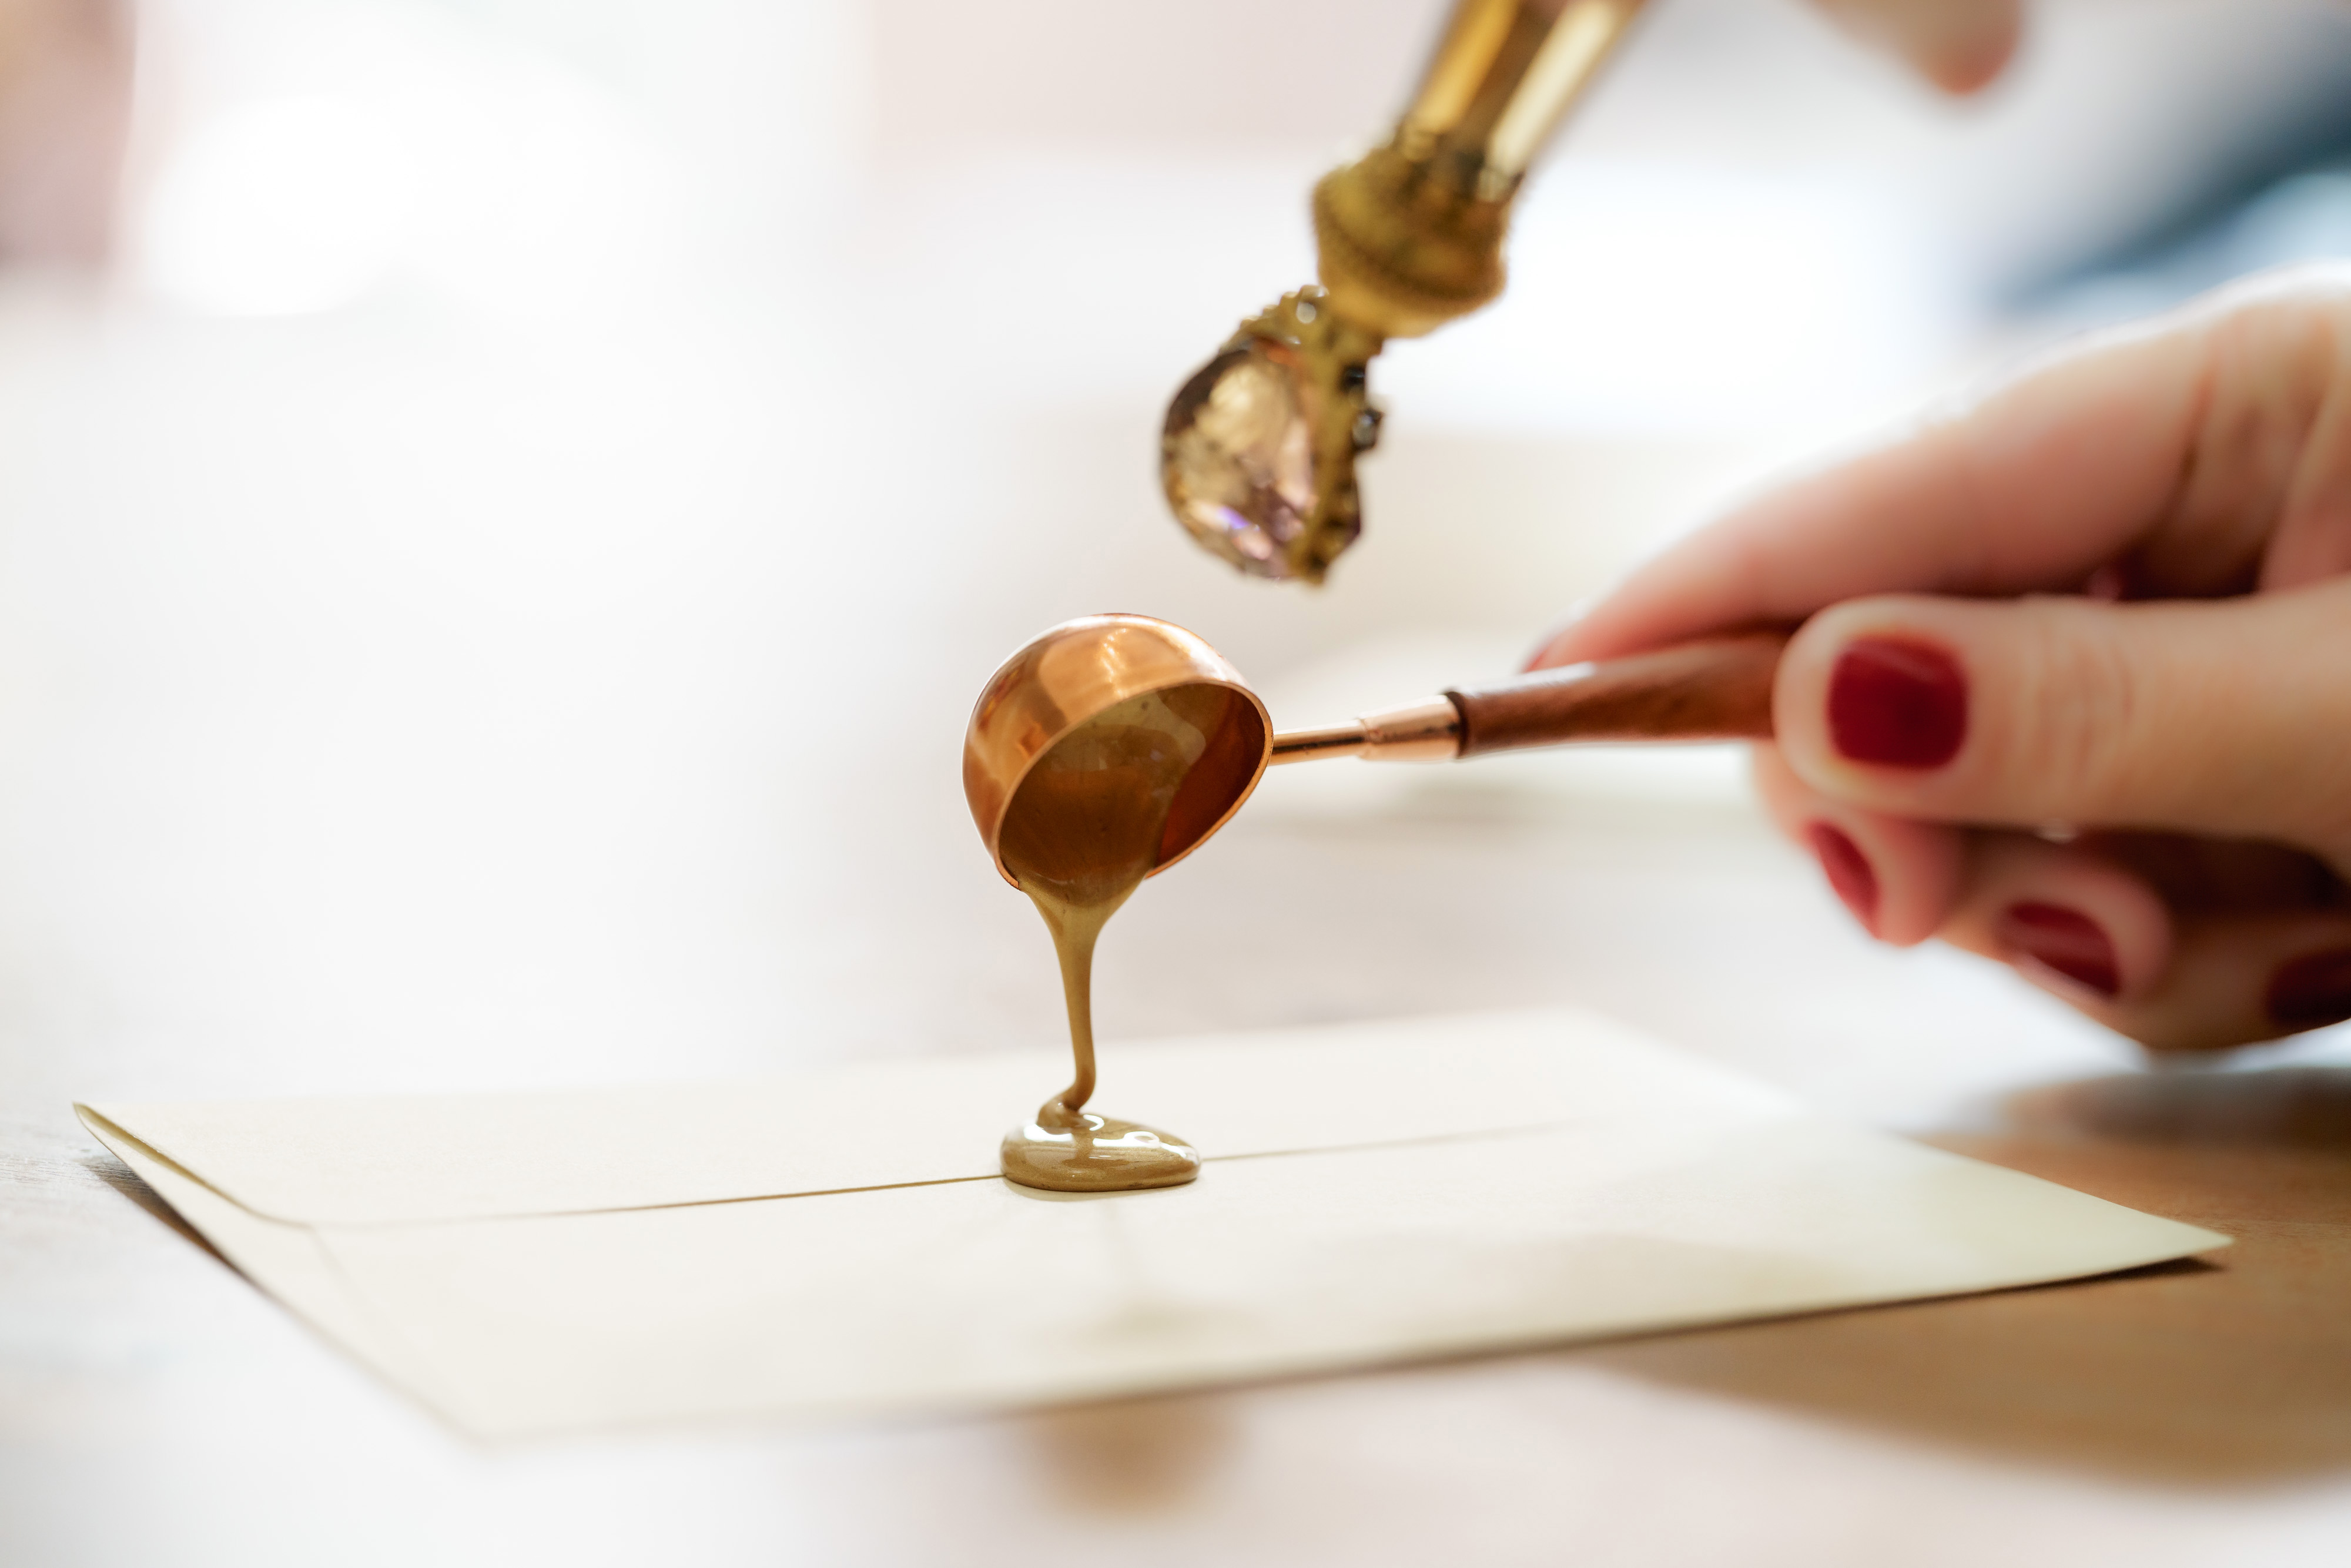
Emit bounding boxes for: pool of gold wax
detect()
[994,685,1240,1192]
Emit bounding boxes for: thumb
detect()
[1773,580,2351,861]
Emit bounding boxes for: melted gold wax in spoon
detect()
[994,686,1245,1192]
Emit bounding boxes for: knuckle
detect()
[2004,607,2145,817]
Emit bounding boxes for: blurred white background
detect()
[4,0,2351,1111]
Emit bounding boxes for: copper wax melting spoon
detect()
[964,615,1789,865]
[962,614,1786,1191]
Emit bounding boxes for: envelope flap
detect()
[81,1008,1794,1225]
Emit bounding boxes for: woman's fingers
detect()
[1938,835,2351,1051]
[1759,583,2351,1048]
[2136,915,2351,1051]
[1756,784,2351,1048]
[1809,0,2022,94]
[1751,743,1964,945]
[1529,269,2351,671]
[1931,833,2173,1007]
[1770,579,2351,862]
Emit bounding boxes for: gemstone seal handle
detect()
[1445,631,1787,758]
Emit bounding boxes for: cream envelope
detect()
[77,1008,2226,1439]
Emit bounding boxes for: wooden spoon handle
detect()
[1446,632,1787,759]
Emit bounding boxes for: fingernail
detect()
[1828,637,1967,768]
[2266,949,2351,1030]
[1997,902,2120,999]
[1807,822,1879,934]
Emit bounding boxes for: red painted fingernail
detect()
[1828,638,1967,768]
[1807,822,1879,934]
[1997,902,2119,998]
[2266,949,2351,1030]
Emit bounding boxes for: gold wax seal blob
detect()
[997,685,1250,1192]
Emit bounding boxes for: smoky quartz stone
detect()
[1160,336,1320,580]
[1159,290,1381,584]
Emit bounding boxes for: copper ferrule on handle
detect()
[1270,698,1465,765]
[1268,722,1371,764]
[1269,632,1786,765]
